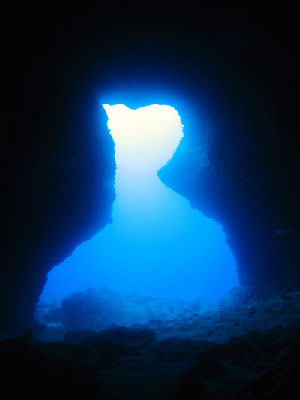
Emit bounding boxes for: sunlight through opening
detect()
[103,104,183,173]
[39,103,239,307]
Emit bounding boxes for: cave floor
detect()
[149,289,300,343]
[2,289,300,399]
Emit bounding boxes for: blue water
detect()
[40,104,239,303]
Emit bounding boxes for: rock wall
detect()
[159,9,300,288]
[0,5,118,331]
[1,2,300,330]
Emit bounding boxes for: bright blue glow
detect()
[40,104,239,304]
[103,104,183,172]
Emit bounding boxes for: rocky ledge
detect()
[1,286,300,399]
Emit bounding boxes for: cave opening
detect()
[36,103,239,329]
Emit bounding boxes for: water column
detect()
[39,104,238,303]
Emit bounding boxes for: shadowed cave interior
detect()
[1,2,300,399]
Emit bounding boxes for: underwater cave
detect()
[36,102,239,329]
[2,2,300,399]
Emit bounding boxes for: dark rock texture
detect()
[0,5,116,331]
[0,336,98,400]
[1,2,300,330]
[2,290,300,399]
[158,13,300,288]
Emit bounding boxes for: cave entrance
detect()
[39,103,239,308]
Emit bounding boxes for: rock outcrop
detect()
[3,289,300,399]
[35,287,207,332]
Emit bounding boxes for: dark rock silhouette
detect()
[1,2,300,398]
[2,289,300,399]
